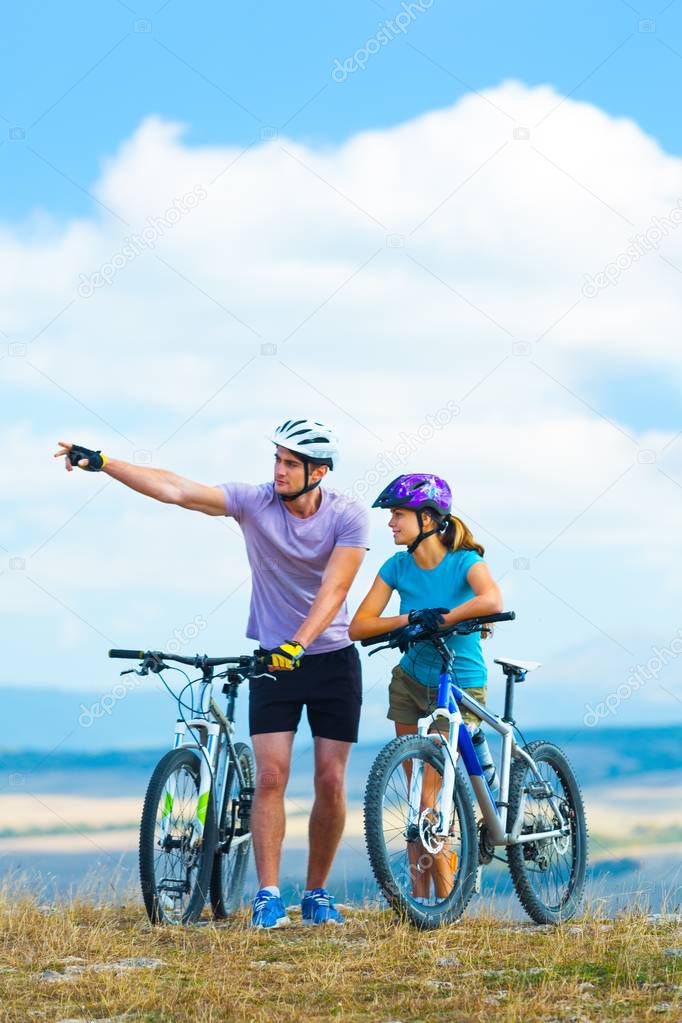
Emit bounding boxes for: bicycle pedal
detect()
[474,864,483,894]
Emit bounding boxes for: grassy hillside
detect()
[0,895,679,1022]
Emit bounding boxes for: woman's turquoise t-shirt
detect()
[379,548,487,689]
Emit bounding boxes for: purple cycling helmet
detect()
[372,474,452,553]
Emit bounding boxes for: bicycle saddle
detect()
[494,657,542,674]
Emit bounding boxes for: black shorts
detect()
[248,644,362,743]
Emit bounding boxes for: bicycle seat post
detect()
[502,666,526,724]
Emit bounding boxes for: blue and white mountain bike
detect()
[362,612,588,929]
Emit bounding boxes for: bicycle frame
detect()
[161,680,250,851]
[412,666,569,847]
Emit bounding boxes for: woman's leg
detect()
[395,722,431,898]
[421,730,455,900]
[395,721,459,901]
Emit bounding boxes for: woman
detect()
[349,473,503,901]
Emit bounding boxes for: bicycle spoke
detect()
[518,757,577,911]
[378,751,466,905]
[151,764,201,923]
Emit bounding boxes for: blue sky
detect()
[3,0,682,223]
[2,1,682,740]
[3,0,682,439]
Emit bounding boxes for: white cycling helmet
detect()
[270,419,340,501]
[270,418,340,469]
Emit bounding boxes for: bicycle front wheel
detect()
[139,747,217,925]
[364,734,478,929]
[507,739,588,924]
[210,741,255,918]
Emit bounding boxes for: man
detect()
[54,417,369,928]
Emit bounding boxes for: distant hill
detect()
[1,724,680,798]
[0,685,199,753]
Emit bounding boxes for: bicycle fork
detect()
[159,719,220,849]
[411,707,461,842]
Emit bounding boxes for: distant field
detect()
[1,783,680,856]
[0,782,679,920]
[0,728,680,914]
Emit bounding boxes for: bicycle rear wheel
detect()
[507,739,588,924]
[139,747,217,925]
[210,741,255,918]
[364,734,478,929]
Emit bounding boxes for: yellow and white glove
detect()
[267,641,305,671]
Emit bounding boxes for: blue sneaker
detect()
[301,887,344,925]
[251,889,290,929]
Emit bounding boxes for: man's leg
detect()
[305,737,352,890]
[251,731,295,888]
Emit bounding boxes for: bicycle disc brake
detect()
[418,808,444,854]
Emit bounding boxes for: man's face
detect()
[273,446,306,496]
[273,445,329,497]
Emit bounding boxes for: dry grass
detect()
[0,889,679,1023]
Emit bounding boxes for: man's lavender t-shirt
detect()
[218,482,370,654]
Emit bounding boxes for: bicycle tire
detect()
[507,739,588,924]
[210,741,255,918]
[139,746,217,925]
[364,734,478,929]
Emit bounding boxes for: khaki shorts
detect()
[387,663,486,733]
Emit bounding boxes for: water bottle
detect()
[472,728,499,793]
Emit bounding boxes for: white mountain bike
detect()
[108,646,273,925]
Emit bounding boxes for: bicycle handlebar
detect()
[107,649,267,670]
[360,611,516,650]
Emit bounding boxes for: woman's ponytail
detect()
[439,514,485,557]
[412,509,490,636]
[438,514,490,636]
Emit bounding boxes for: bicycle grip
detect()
[108,649,145,660]
[360,631,398,647]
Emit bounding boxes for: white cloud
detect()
[2,80,681,724]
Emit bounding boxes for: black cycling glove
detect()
[67,444,107,472]
[408,607,449,632]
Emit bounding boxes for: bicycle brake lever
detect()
[119,669,135,676]
[368,643,391,656]
[146,654,166,674]
[252,671,277,681]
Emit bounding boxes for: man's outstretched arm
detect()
[54,441,227,516]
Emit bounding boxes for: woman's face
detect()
[388,507,430,546]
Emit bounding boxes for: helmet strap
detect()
[280,458,323,502]
[407,510,442,554]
